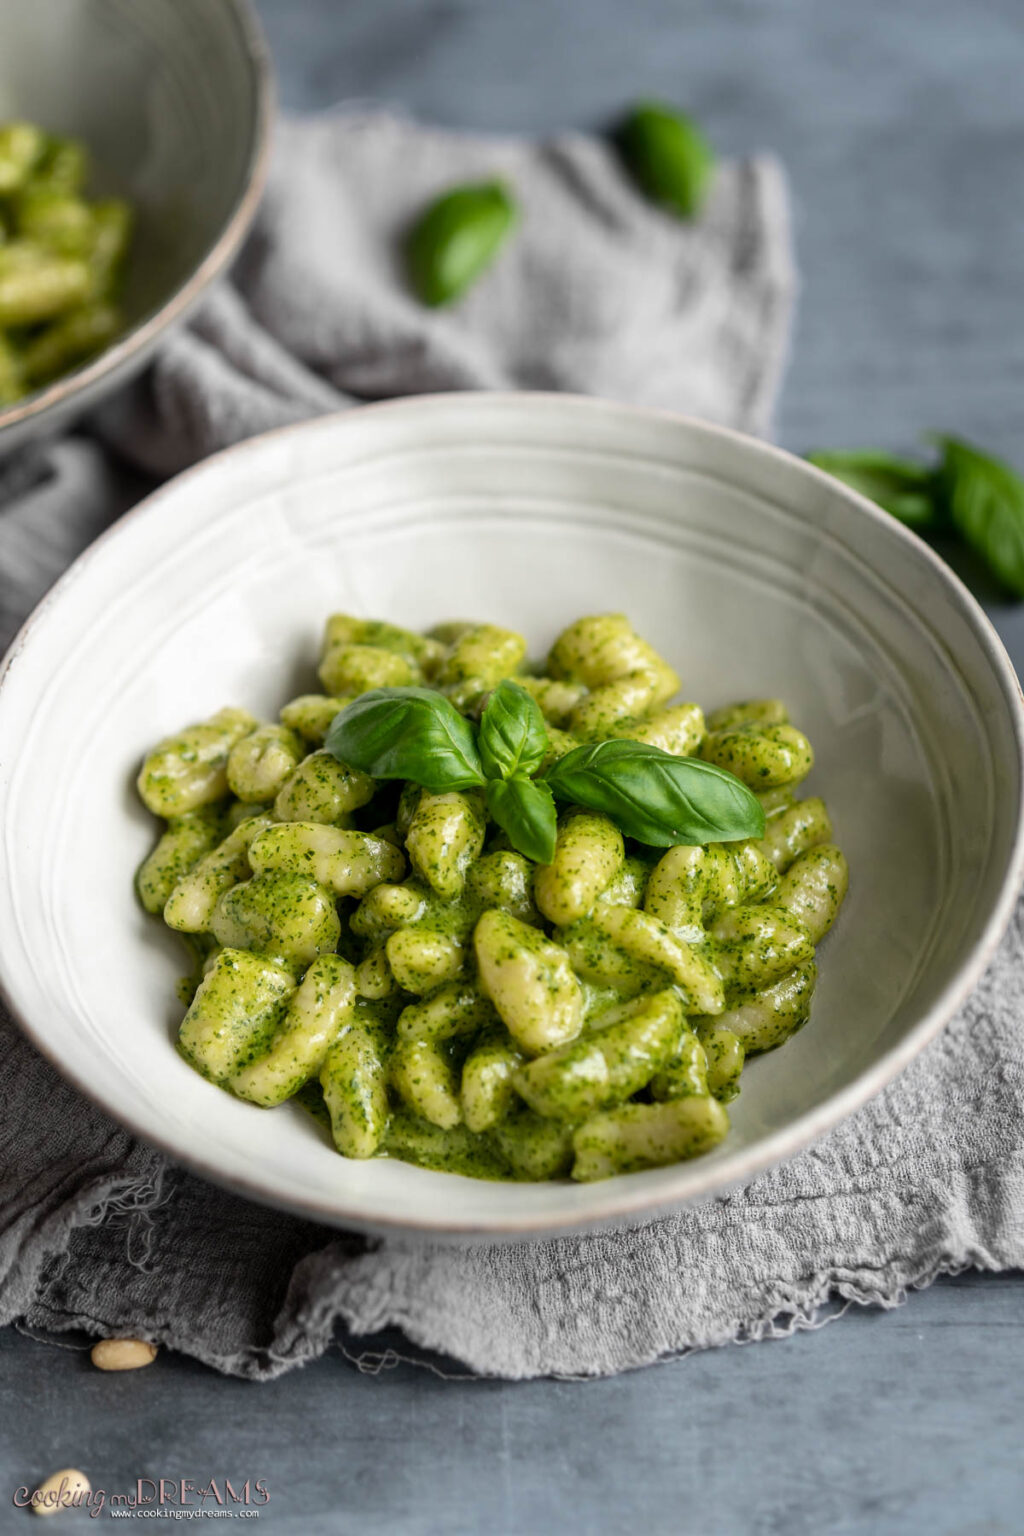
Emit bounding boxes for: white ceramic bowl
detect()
[0,0,272,455]
[1,394,1022,1237]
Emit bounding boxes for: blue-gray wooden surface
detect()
[3,1,1024,1530]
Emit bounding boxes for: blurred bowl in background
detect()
[0,0,272,456]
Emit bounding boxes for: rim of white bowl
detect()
[2,391,1023,1239]
[0,0,274,437]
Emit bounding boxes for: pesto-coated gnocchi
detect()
[0,120,135,405]
[137,611,848,1182]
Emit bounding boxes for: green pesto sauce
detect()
[382,1108,512,1180]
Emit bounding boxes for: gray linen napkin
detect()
[7,111,1017,1383]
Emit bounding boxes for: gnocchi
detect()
[137,612,847,1182]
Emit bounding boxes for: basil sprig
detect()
[934,436,1024,598]
[326,678,765,865]
[475,680,558,860]
[478,678,548,780]
[485,776,558,865]
[618,101,715,221]
[806,450,938,530]
[544,739,765,847]
[808,434,1024,598]
[325,687,484,793]
[406,180,519,308]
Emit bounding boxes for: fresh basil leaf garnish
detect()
[407,180,519,308]
[544,739,765,847]
[935,435,1024,597]
[478,679,549,781]
[328,681,764,853]
[807,449,939,529]
[485,776,558,865]
[618,101,715,220]
[325,687,485,792]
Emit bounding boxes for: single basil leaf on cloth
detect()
[544,739,765,846]
[935,435,1024,597]
[485,776,558,865]
[807,449,939,529]
[325,687,485,792]
[478,679,549,781]
[406,179,519,307]
[617,101,715,220]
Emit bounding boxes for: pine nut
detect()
[32,1469,90,1516]
[90,1337,157,1371]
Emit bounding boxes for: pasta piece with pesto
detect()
[709,960,818,1053]
[163,815,274,933]
[135,806,224,916]
[274,748,376,824]
[773,845,849,943]
[572,1094,730,1181]
[210,871,341,972]
[321,1015,391,1157]
[137,707,256,817]
[0,121,135,400]
[386,927,465,993]
[548,613,679,736]
[533,811,624,926]
[706,698,788,734]
[756,796,832,873]
[516,675,587,728]
[700,722,814,789]
[249,822,405,897]
[230,955,357,1106]
[405,789,486,897]
[324,615,444,676]
[319,637,419,694]
[434,623,527,709]
[227,724,304,803]
[355,946,398,1000]
[649,1027,710,1101]
[466,849,543,926]
[389,1036,464,1129]
[514,990,683,1121]
[710,904,815,993]
[279,695,351,745]
[608,701,705,756]
[474,908,584,1054]
[178,949,294,1083]
[383,1109,511,1179]
[461,1027,524,1132]
[696,1023,746,1102]
[561,905,724,1014]
[396,982,498,1043]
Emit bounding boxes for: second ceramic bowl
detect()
[0,0,272,454]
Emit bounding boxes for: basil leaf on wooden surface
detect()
[544,739,765,847]
[935,435,1024,597]
[618,101,715,220]
[406,180,519,307]
[478,679,549,781]
[325,687,485,792]
[485,776,558,866]
[807,449,939,529]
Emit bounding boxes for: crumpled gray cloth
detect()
[8,110,1012,1383]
